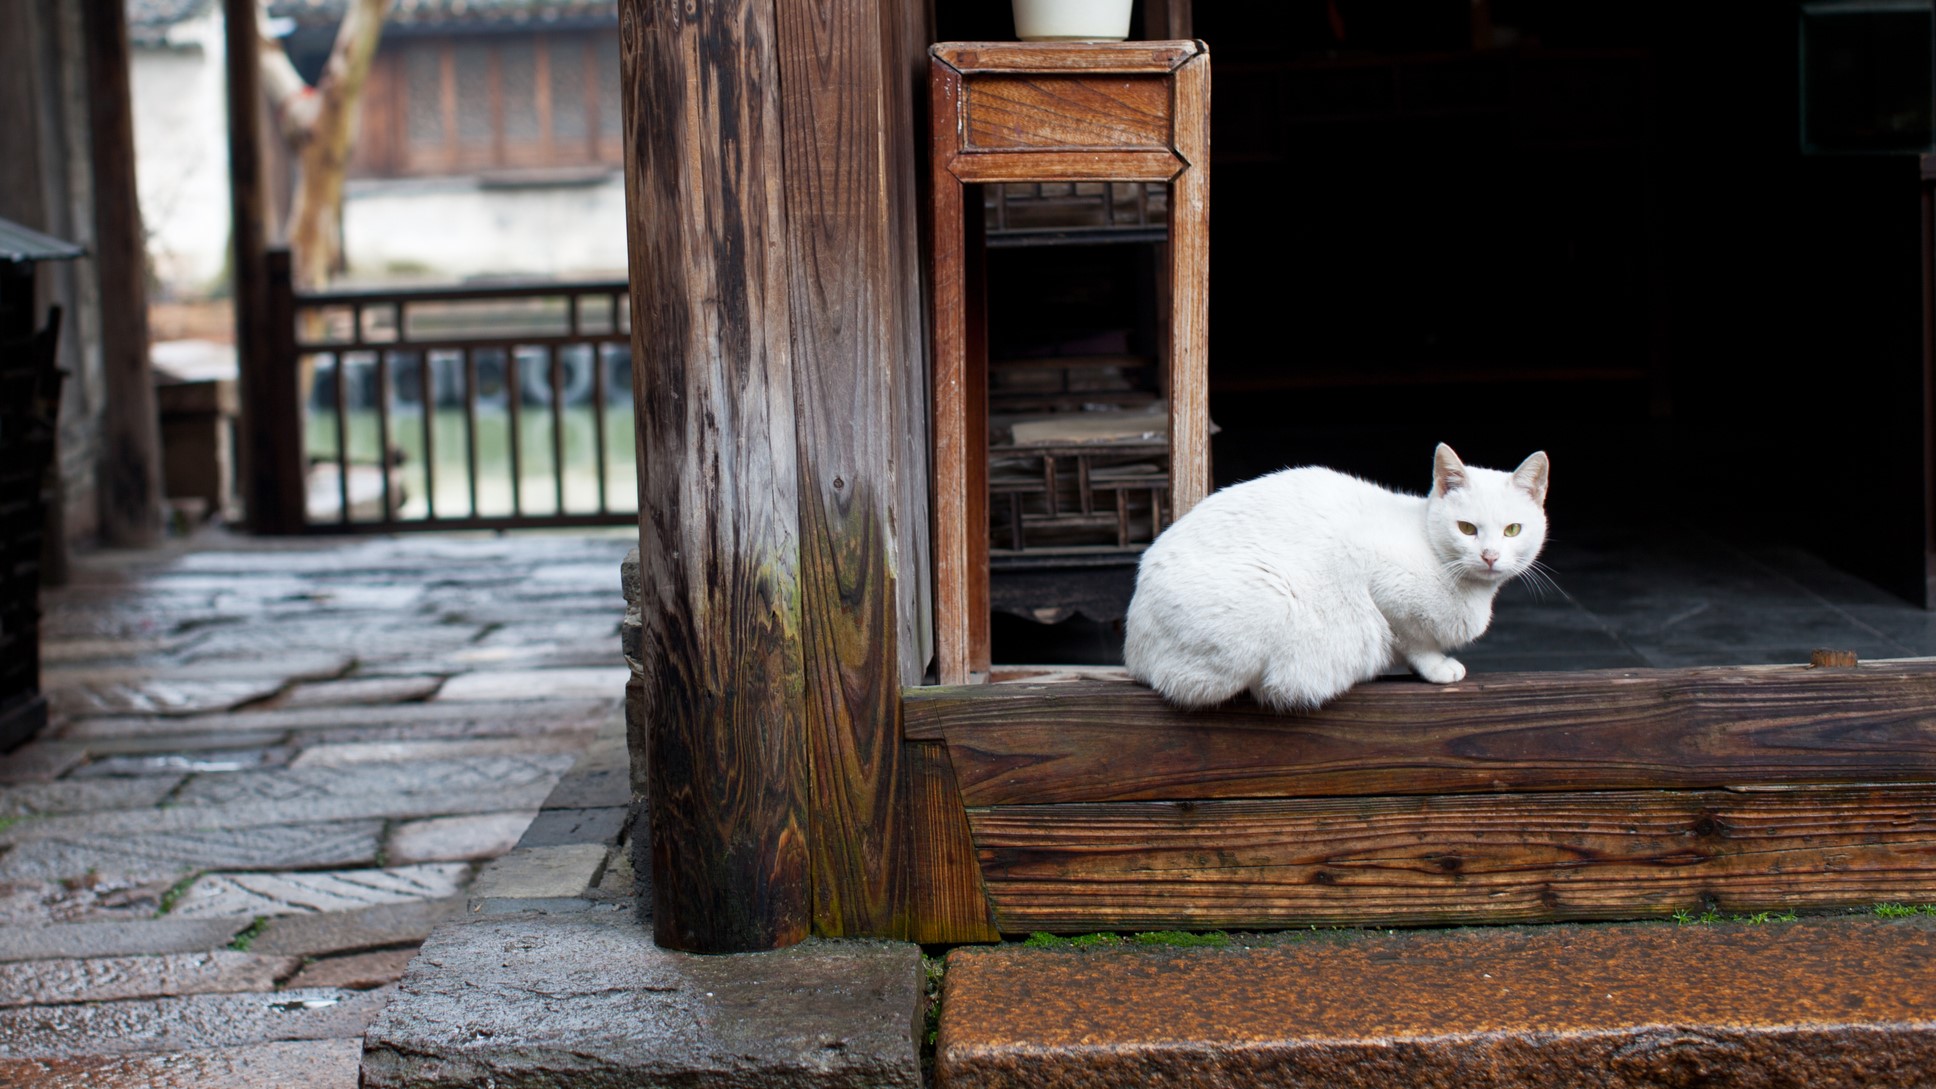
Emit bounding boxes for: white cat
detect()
[1124,444,1549,711]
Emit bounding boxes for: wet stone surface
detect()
[248,897,467,959]
[0,1037,365,1089]
[3,530,630,1071]
[169,864,471,919]
[0,821,385,883]
[937,917,1936,1089]
[360,909,923,1089]
[0,986,394,1059]
[0,952,300,1008]
[386,812,539,865]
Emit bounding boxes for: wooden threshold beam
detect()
[903,661,1936,805]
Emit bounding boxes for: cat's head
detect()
[1425,443,1549,582]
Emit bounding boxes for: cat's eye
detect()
[1504,523,1522,537]
[1457,521,1478,536]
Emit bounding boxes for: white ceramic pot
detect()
[1011,0,1133,42]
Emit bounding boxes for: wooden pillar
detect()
[617,0,934,950]
[81,0,162,547]
[618,0,811,953]
[225,0,306,534]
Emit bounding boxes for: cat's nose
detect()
[1481,549,1500,569]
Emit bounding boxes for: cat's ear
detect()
[1512,451,1550,506]
[1432,443,1468,496]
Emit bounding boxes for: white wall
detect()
[131,14,629,294]
[343,172,630,283]
[130,9,234,298]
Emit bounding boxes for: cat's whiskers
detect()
[1513,558,1574,605]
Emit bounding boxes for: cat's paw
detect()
[1411,655,1467,685]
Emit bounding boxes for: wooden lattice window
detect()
[353,31,623,178]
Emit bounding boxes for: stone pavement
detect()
[0,528,634,1087]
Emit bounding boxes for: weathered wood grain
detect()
[1167,47,1210,515]
[970,784,1936,930]
[776,0,924,938]
[908,742,1001,943]
[965,75,1172,151]
[936,41,1197,75]
[883,0,935,686]
[619,0,810,952]
[906,664,1936,805]
[83,0,163,547]
[948,150,1184,184]
[930,56,976,685]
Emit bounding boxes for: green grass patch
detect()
[154,872,200,917]
[228,916,270,952]
[922,954,946,1048]
[1874,902,1936,918]
[1672,907,1797,925]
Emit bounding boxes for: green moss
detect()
[154,872,200,917]
[1130,930,1231,948]
[228,916,270,952]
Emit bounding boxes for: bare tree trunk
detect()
[257,0,388,291]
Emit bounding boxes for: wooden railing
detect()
[268,248,636,531]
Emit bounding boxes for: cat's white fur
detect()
[1124,444,1549,711]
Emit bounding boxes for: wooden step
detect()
[936,916,1936,1088]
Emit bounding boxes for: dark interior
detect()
[941,1,1936,666]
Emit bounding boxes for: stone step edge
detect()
[937,916,1936,1089]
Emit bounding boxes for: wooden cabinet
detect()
[929,39,1211,683]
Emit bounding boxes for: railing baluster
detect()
[549,344,566,514]
[420,349,437,520]
[375,350,394,525]
[275,278,633,531]
[464,347,481,517]
[590,309,610,515]
[333,349,350,526]
[506,348,523,516]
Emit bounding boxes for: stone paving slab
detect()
[40,635,197,663]
[171,863,470,919]
[360,909,922,1089]
[0,952,300,1008]
[0,743,89,784]
[0,821,385,884]
[40,653,354,687]
[0,786,567,850]
[0,874,181,928]
[435,667,630,703]
[57,698,613,741]
[0,918,251,963]
[250,897,465,959]
[0,986,393,1059]
[165,753,580,812]
[370,645,633,674]
[274,675,445,710]
[467,844,609,914]
[0,775,186,817]
[937,918,1936,1089]
[66,745,294,776]
[180,624,483,662]
[0,1037,364,1089]
[285,947,420,992]
[387,812,538,865]
[47,680,293,721]
[515,806,627,850]
[288,734,592,769]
